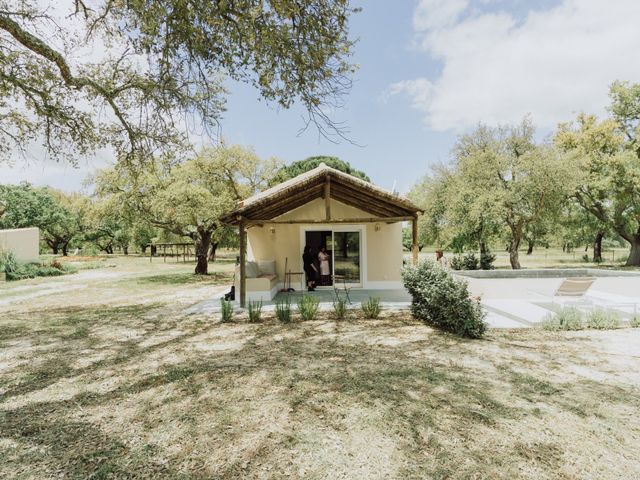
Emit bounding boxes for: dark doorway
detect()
[304,230,333,286]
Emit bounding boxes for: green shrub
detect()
[402,261,487,338]
[297,295,320,321]
[480,251,496,270]
[0,252,77,280]
[220,298,234,323]
[333,297,348,320]
[586,308,621,330]
[248,300,263,323]
[542,307,584,331]
[462,253,479,270]
[450,255,463,271]
[275,297,292,323]
[631,316,640,328]
[361,297,381,319]
[0,251,18,274]
[450,252,484,270]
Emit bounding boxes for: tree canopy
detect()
[93,144,280,273]
[555,84,640,266]
[270,155,370,186]
[410,119,574,269]
[0,1,357,163]
[0,183,89,255]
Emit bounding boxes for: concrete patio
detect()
[186,272,640,328]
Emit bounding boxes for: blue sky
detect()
[2,0,640,193]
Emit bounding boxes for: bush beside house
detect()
[402,261,487,338]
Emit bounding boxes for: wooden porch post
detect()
[239,218,247,308]
[412,216,419,265]
[324,175,331,221]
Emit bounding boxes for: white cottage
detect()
[222,163,422,306]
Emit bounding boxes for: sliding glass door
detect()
[333,231,361,285]
[303,228,362,287]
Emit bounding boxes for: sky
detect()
[2,0,640,194]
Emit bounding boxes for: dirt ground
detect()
[1,255,639,479]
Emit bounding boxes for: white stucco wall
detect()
[247,198,403,289]
[0,227,40,263]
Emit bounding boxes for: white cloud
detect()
[392,0,640,131]
[413,0,469,31]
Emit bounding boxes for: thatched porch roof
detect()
[222,163,422,224]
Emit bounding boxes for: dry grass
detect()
[416,246,637,270]
[1,256,640,479]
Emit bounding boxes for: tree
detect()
[0,183,88,255]
[450,120,573,269]
[0,1,357,163]
[85,198,133,254]
[270,156,370,186]
[41,189,90,255]
[132,223,158,254]
[555,92,640,266]
[94,144,280,274]
[408,166,458,249]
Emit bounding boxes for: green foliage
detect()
[247,300,263,323]
[411,119,575,270]
[0,250,18,274]
[631,316,640,328]
[450,255,463,271]
[542,307,584,331]
[479,251,496,270]
[332,297,348,320]
[402,261,487,338]
[585,309,621,330]
[462,253,479,270]
[93,144,280,273]
[555,83,640,266]
[270,156,369,186]
[0,251,77,281]
[0,2,357,163]
[0,183,89,255]
[297,295,320,321]
[220,299,234,323]
[450,252,485,270]
[361,297,381,319]
[275,298,292,323]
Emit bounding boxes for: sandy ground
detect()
[1,256,640,479]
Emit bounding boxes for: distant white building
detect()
[0,227,40,263]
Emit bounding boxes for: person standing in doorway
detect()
[435,249,449,268]
[303,246,318,291]
[318,246,331,286]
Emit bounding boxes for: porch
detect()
[272,287,412,309]
[185,287,413,314]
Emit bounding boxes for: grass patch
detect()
[134,272,233,285]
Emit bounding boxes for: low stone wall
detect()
[454,268,640,279]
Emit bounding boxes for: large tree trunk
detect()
[593,232,603,263]
[208,242,218,262]
[508,222,523,269]
[141,244,148,254]
[195,229,212,275]
[526,239,534,255]
[62,242,69,256]
[51,244,59,254]
[479,241,487,255]
[122,245,128,255]
[625,235,640,266]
